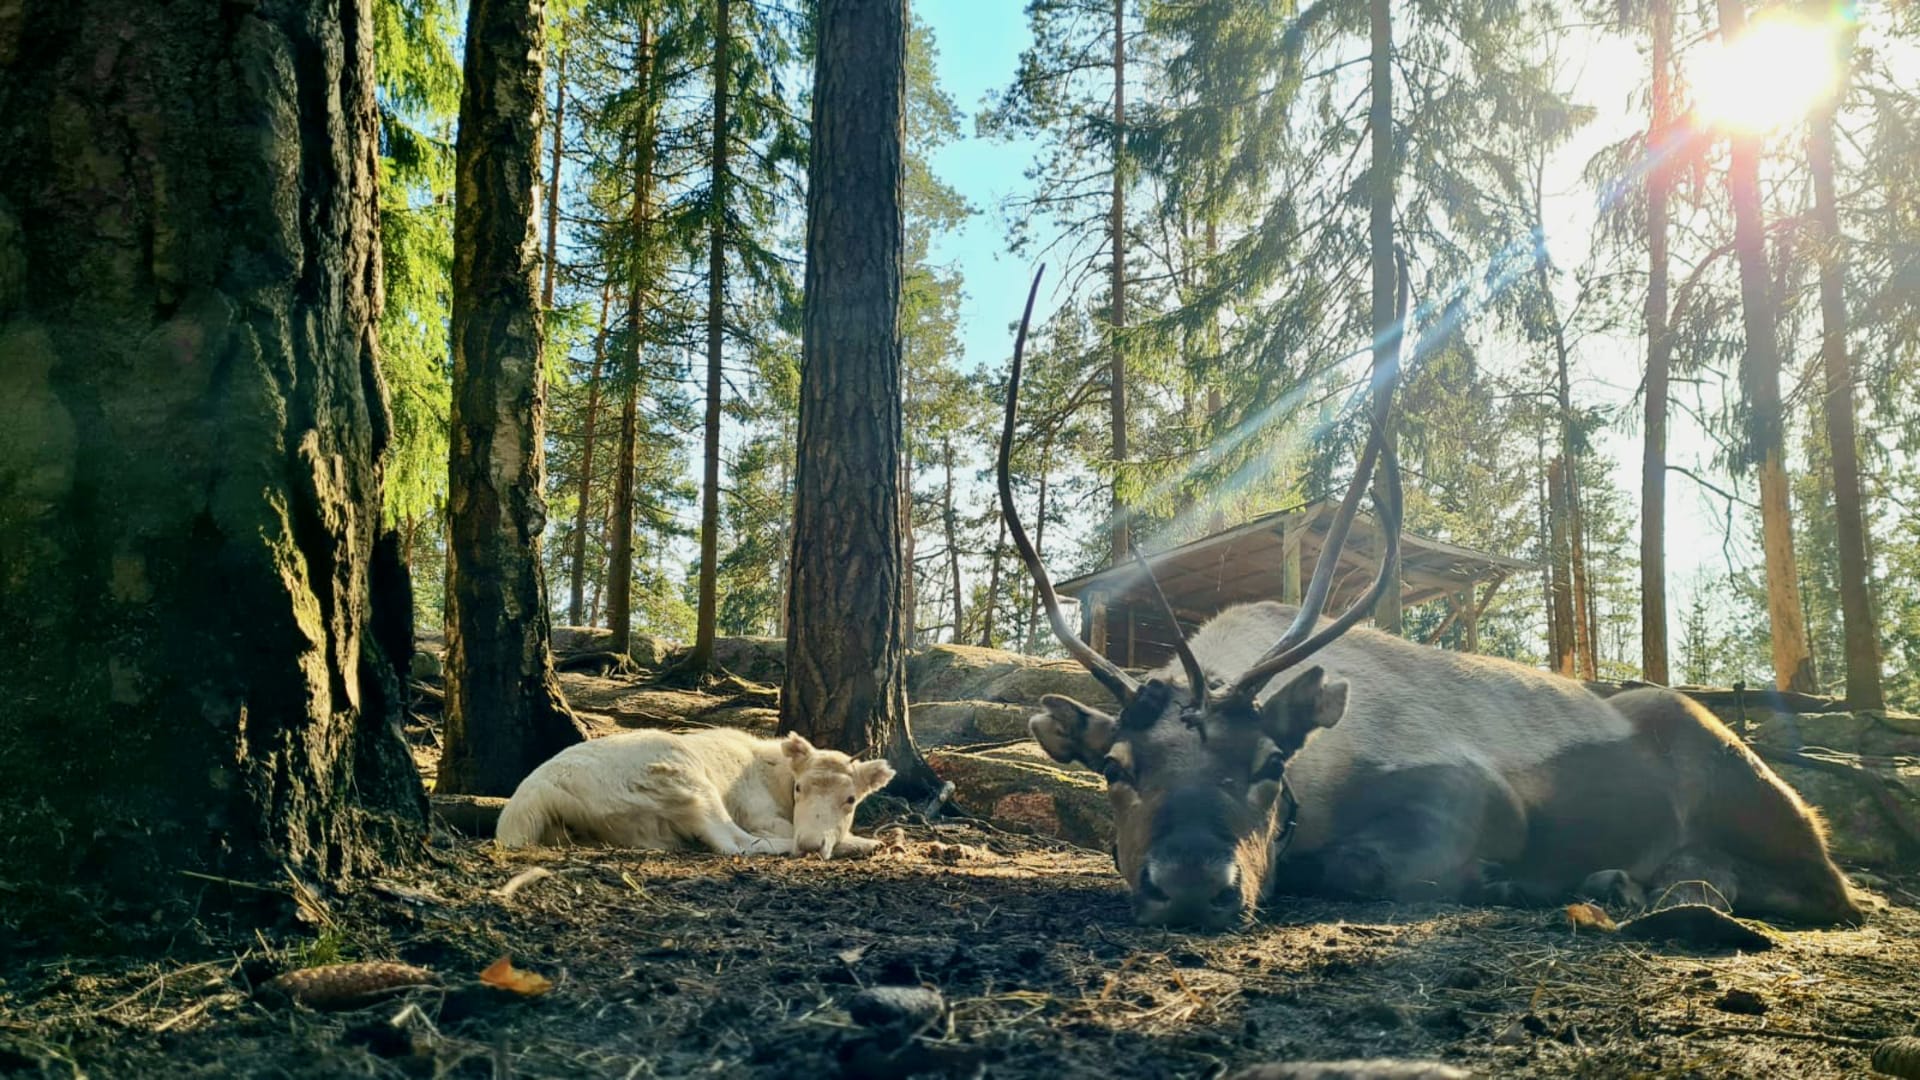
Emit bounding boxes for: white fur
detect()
[495,728,893,858]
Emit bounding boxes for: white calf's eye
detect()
[844,796,854,806]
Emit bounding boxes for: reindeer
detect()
[495,728,895,859]
[996,269,1859,930]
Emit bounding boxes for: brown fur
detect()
[1031,605,1860,929]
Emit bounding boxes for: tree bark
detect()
[1640,0,1674,685]
[1539,258,1597,682]
[1547,458,1578,676]
[606,378,639,650]
[980,512,1007,649]
[1108,0,1130,567]
[687,0,731,677]
[604,19,658,656]
[567,285,612,625]
[1368,0,1403,635]
[542,40,567,311]
[1808,29,1883,709]
[0,0,428,898]
[1027,430,1055,652]
[942,435,964,642]
[781,0,933,794]
[1716,0,1816,694]
[440,0,587,797]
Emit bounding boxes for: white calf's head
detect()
[783,734,894,859]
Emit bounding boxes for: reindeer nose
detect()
[1136,856,1244,929]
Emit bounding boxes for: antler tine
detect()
[1129,548,1208,706]
[1228,245,1410,703]
[998,266,1139,708]
[1229,422,1402,699]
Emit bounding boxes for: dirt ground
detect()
[4,808,1920,1080]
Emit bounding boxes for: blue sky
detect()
[916,0,1061,377]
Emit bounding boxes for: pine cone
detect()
[259,961,437,1009]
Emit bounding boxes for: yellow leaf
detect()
[479,956,553,996]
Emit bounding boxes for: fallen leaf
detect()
[837,944,870,966]
[1565,902,1618,932]
[479,956,553,997]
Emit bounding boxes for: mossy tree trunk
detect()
[0,0,426,901]
[438,0,586,797]
[781,0,935,795]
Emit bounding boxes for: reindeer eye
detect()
[1253,755,1288,783]
[1101,759,1134,787]
[844,796,855,806]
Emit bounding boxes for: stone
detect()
[906,642,1125,709]
[846,985,946,1033]
[408,649,442,682]
[708,636,786,683]
[908,700,1035,746]
[926,743,1110,849]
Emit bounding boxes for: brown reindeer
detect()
[996,268,1859,931]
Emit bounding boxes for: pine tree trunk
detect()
[1027,432,1054,652]
[688,0,730,677]
[1640,0,1674,685]
[1108,0,1130,567]
[980,513,1007,649]
[1548,297,1597,682]
[441,0,586,797]
[1716,0,1816,694]
[542,42,567,311]
[1547,458,1578,676]
[1368,0,1403,635]
[902,379,918,644]
[781,0,933,794]
[605,21,658,656]
[943,435,964,642]
[1808,33,1883,709]
[606,379,639,650]
[0,0,433,899]
[567,285,612,626]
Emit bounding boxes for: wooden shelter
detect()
[1056,500,1530,669]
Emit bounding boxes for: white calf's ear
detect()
[1030,694,1119,768]
[853,759,895,797]
[782,732,815,765]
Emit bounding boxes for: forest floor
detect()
[5,815,1920,1079]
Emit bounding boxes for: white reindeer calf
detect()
[494,728,894,859]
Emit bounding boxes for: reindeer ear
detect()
[1258,666,1348,757]
[1030,694,1119,768]
[852,759,895,798]
[781,733,815,765]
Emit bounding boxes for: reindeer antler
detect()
[998,266,1140,708]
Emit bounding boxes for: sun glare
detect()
[1689,13,1841,134]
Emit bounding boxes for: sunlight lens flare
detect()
[1689,12,1843,134]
